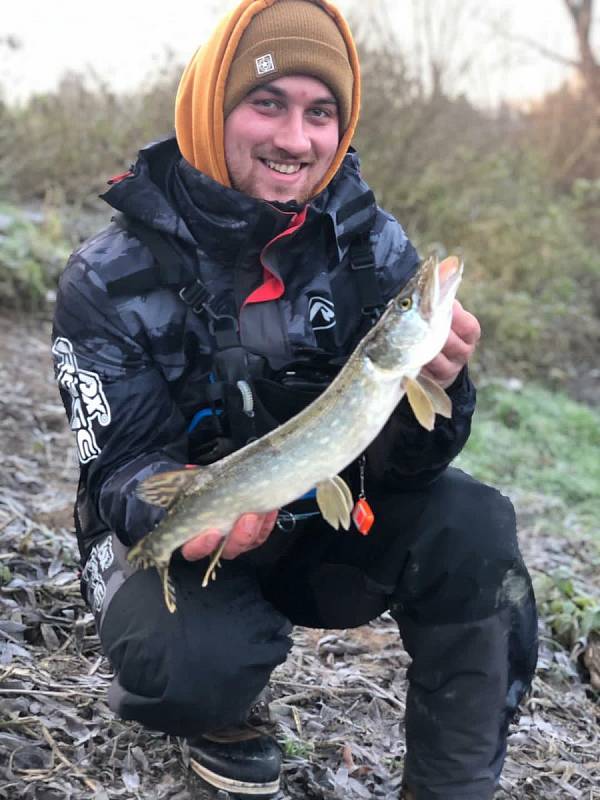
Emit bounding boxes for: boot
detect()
[188,723,281,797]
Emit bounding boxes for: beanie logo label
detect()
[255,53,277,77]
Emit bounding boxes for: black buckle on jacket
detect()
[204,308,240,350]
[179,280,214,314]
[350,241,375,270]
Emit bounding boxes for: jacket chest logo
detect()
[309,295,336,331]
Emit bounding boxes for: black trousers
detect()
[84,468,538,800]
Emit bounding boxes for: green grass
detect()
[282,738,315,758]
[455,382,600,531]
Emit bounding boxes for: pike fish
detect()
[128,255,463,611]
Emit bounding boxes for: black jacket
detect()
[52,138,475,560]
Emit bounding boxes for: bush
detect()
[354,51,599,383]
[0,203,70,312]
[404,147,599,381]
[1,61,180,206]
[0,48,598,390]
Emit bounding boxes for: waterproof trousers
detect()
[84,468,538,800]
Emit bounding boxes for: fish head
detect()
[365,255,463,374]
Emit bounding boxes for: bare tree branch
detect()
[562,0,600,101]
[486,24,579,69]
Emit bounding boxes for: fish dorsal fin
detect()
[416,374,453,419]
[137,467,202,508]
[316,476,353,531]
[404,376,436,431]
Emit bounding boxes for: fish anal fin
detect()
[316,477,352,531]
[416,374,453,419]
[137,467,201,508]
[404,376,435,431]
[202,536,228,588]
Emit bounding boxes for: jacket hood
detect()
[174,0,361,198]
[101,138,376,266]
[100,138,376,253]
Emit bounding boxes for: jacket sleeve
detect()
[365,212,477,489]
[52,252,189,547]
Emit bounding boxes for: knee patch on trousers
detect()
[392,470,526,625]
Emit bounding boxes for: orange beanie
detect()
[174,0,361,198]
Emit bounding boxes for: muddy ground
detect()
[0,312,598,800]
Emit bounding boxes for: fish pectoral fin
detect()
[416,374,453,419]
[332,475,354,518]
[316,477,353,531]
[404,376,436,431]
[157,563,177,613]
[136,467,201,508]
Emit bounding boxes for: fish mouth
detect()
[419,255,462,319]
[438,256,463,304]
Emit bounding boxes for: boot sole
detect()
[190,757,280,797]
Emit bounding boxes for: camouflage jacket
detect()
[52,137,475,560]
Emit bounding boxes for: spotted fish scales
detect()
[128,255,463,611]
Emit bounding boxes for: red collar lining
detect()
[242,206,308,307]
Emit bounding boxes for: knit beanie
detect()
[224,0,353,132]
[175,0,361,197]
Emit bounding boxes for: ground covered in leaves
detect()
[0,313,598,800]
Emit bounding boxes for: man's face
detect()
[224,75,340,204]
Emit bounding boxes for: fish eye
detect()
[397,296,413,312]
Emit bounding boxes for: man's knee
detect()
[101,562,292,736]
[428,468,519,552]
[396,469,531,624]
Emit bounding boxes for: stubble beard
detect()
[233,171,316,205]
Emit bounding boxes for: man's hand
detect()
[181,510,279,562]
[421,300,481,389]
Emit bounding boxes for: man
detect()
[52,1,538,798]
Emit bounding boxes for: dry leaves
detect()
[0,313,598,799]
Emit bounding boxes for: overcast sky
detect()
[1,0,594,108]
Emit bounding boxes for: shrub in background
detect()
[0,48,598,389]
[0,202,70,312]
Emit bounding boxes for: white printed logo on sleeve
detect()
[52,337,111,463]
[81,536,114,613]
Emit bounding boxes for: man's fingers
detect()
[451,301,481,345]
[442,329,474,363]
[257,510,278,544]
[421,353,454,383]
[221,513,258,558]
[183,511,279,563]
[222,511,278,558]
[181,529,223,561]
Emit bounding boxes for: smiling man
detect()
[52,1,538,798]
[224,76,340,203]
